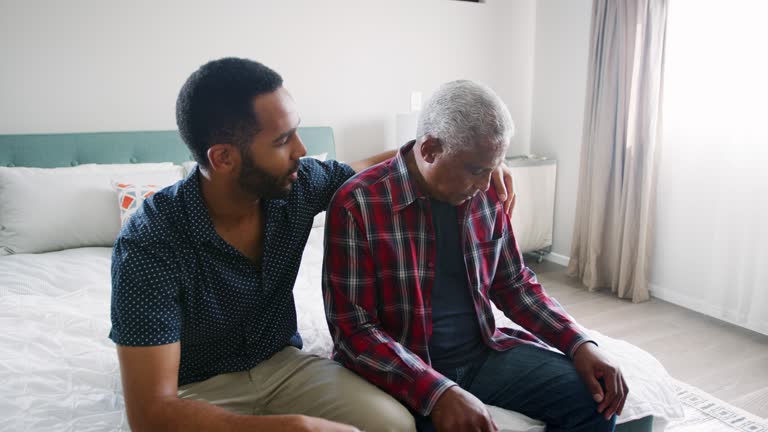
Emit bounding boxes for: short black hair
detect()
[176,57,283,167]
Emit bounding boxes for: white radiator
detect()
[506,158,557,256]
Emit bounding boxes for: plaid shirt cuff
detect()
[413,370,458,416]
[565,328,597,359]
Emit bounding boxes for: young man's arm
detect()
[348,150,516,215]
[348,150,396,173]
[117,344,358,432]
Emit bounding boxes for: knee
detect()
[563,408,615,432]
[558,392,615,432]
[354,397,416,432]
[552,377,615,431]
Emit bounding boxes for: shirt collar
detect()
[181,167,221,245]
[182,166,290,246]
[389,140,429,213]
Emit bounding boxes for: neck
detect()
[199,169,261,223]
[404,148,435,199]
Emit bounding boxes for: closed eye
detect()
[469,167,492,176]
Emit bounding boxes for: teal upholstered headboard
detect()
[0,127,336,168]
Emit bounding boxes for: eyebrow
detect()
[271,118,302,144]
[467,164,495,172]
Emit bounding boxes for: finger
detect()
[481,412,497,432]
[617,375,629,416]
[504,193,512,216]
[492,168,507,201]
[605,380,623,420]
[486,408,499,432]
[504,168,514,198]
[507,193,516,216]
[598,370,619,414]
[503,170,514,216]
[584,375,605,407]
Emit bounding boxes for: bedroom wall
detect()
[529,0,592,262]
[0,0,536,161]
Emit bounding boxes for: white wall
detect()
[0,0,536,161]
[529,0,592,261]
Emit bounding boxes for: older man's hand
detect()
[573,343,629,420]
[431,386,498,432]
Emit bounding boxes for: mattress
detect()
[0,228,681,431]
[0,247,128,431]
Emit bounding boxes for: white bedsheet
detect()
[0,228,682,431]
[0,247,128,431]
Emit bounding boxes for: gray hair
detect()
[416,80,514,154]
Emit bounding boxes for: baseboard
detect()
[543,252,570,267]
[650,283,768,336]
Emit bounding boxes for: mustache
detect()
[287,162,300,176]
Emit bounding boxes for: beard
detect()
[238,149,299,199]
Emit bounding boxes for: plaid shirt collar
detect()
[389,140,429,213]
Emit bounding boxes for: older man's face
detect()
[425,138,507,205]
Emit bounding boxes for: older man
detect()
[323,80,628,432]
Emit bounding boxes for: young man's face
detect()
[422,138,507,206]
[238,87,306,198]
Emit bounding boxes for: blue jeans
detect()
[416,344,616,432]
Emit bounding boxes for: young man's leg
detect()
[177,369,256,415]
[254,347,416,432]
[465,344,615,432]
[179,346,416,432]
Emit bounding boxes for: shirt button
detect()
[428,261,434,268]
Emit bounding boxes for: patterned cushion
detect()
[114,183,162,226]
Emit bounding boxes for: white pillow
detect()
[0,164,184,255]
[181,161,197,177]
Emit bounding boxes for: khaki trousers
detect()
[178,346,416,432]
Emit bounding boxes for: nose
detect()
[475,173,492,193]
[292,134,307,160]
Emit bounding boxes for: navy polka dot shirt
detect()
[109,158,355,386]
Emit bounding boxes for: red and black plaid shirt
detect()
[323,142,591,415]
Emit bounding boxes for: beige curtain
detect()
[568,0,668,303]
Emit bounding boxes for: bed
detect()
[0,129,682,431]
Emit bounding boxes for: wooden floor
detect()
[528,259,768,419]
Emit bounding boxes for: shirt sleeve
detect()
[301,158,356,214]
[322,201,456,416]
[109,237,182,346]
[488,213,594,359]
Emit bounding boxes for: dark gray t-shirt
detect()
[428,199,487,372]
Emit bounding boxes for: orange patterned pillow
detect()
[114,183,162,226]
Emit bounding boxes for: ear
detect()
[206,144,240,173]
[418,135,444,164]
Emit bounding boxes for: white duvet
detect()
[0,227,683,431]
